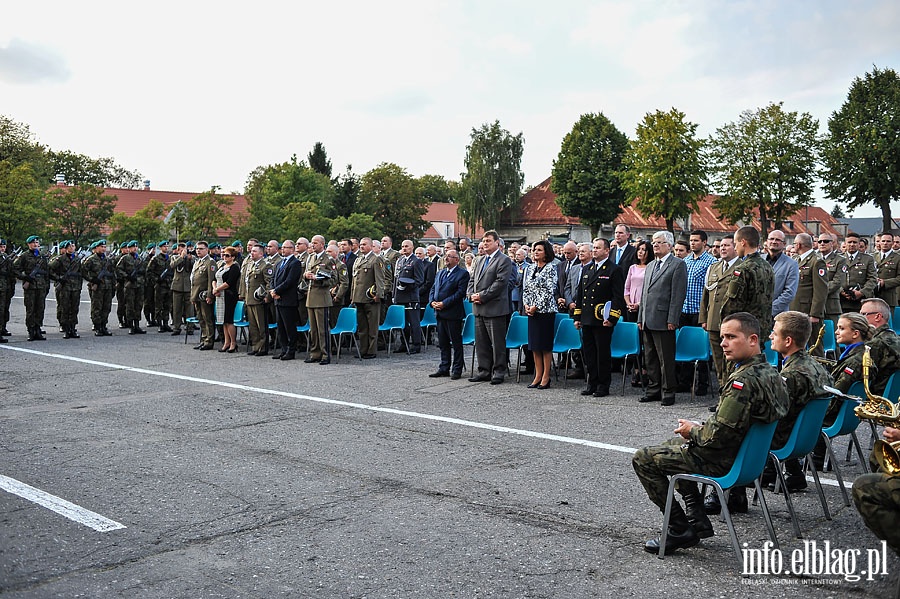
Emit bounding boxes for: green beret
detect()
[0,238,7,245]
[231,240,242,247]
[26,235,40,243]
[126,240,138,248]
[158,240,169,247]
[59,240,74,249]
[146,242,155,250]
[209,242,220,249]
[186,241,195,247]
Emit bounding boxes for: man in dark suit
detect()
[556,241,579,311]
[394,240,426,353]
[269,239,303,360]
[573,238,626,397]
[429,250,470,379]
[611,224,638,270]
[466,230,515,384]
[638,231,688,405]
[339,239,357,306]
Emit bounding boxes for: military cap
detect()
[231,240,242,247]
[186,241,195,247]
[127,240,139,248]
[146,242,155,250]
[59,240,74,249]
[208,242,218,249]
[158,240,170,247]
[0,238,7,245]
[26,235,40,243]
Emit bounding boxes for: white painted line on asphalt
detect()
[0,345,844,487]
[0,474,126,532]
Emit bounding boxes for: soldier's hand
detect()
[667,323,676,331]
[675,419,699,439]
[884,427,900,443]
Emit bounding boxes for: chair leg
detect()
[754,478,780,549]
[804,452,832,520]
[851,431,869,473]
[716,484,744,569]
[690,362,697,402]
[562,352,570,388]
[658,477,678,559]
[621,353,629,395]
[823,433,851,507]
[772,456,802,538]
[516,348,522,383]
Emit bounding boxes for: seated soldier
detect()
[860,298,900,395]
[852,426,900,555]
[632,312,789,554]
[761,311,833,492]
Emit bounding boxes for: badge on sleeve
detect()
[844,367,854,376]
[733,270,741,277]
[818,268,825,277]
[841,265,849,273]
[732,381,744,390]
[266,268,273,276]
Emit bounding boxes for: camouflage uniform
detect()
[823,342,866,426]
[143,248,158,325]
[147,250,172,330]
[170,251,194,333]
[773,350,833,449]
[0,250,12,335]
[48,251,83,336]
[116,250,146,331]
[852,473,900,555]
[13,248,51,338]
[82,249,117,334]
[632,353,789,511]
[868,324,900,396]
[720,252,775,346]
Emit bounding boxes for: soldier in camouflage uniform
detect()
[13,235,51,341]
[761,311,833,491]
[860,298,900,396]
[632,312,789,554]
[817,233,849,332]
[116,241,147,334]
[82,240,116,336]
[48,240,84,339]
[147,240,173,332]
[720,226,775,348]
[0,239,11,342]
[143,242,158,326]
[326,244,349,330]
[840,232,877,313]
[852,469,900,555]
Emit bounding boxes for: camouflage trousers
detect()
[155,284,172,325]
[23,285,48,330]
[852,473,900,555]
[0,285,8,329]
[116,283,126,322]
[55,286,81,328]
[632,438,730,511]
[89,284,114,329]
[123,286,143,322]
[144,281,156,322]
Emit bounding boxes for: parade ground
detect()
[0,293,895,598]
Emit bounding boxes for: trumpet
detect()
[854,345,900,427]
[808,323,837,367]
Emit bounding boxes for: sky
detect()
[2,0,899,219]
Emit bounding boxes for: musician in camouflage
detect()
[853,425,900,555]
[13,235,51,340]
[48,240,83,339]
[860,298,900,396]
[632,312,789,554]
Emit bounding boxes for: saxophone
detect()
[807,323,837,367]
[854,345,900,476]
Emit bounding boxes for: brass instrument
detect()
[808,323,837,367]
[854,345,900,426]
[873,440,900,476]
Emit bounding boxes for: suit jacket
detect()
[638,255,687,330]
[573,259,625,326]
[556,259,580,306]
[466,250,514,318]
[429,266,470,321]
[564,262,586,309]
[420,258,437,305]
[189,255,215,302]
[271,255,303,307]
[769,251,799,316]
[305,251,337,308]
[610,243,637,271]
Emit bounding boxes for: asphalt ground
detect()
[0,291,896,598]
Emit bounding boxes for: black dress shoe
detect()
[593,389,609,398]
[468,375,490,382]
[639,394,661,403]
[247,350,257,356]
[362,354,376,359]
[490,377,504,385]
[643,526,700,554]
[255,351,269,357]
[303,357,317,363]
[429,371,450,378]
[661,395,675,406]
[280,353,295,361]
[318,359,330,365]
[272,353,285,359]
[450,373,461,380]
[580,388,597,396]
[704,489,748,515]
[193,344,204,350]
[198,345,214,350]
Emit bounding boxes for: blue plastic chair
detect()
[821,381,868,507]
[183,303,211,344]
[659,420,779,568]
[329,307,359,360]
[554,311,568,334]
[821,319,837,360]
[767,398,832,538]
[505,314,529,382]
[674,326,712,400]
[551,318,582,388]
[296,320,311,356]
[461,313,475,373]
[763,340,780,368]
[420,303,438,348]
[463,299,473,317]
[378,304,408,357]
[233,301,248,345]
[610,321,640,394]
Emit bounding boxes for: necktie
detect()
[655,259,662,274]
[617,247,622,264]
[481,255,490,275]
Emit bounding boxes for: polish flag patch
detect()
[732,381,744,390]
[844,367,854,375]
[733,270,741,276]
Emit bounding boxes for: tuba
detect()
[808,324,837,367]
[873,440,900,476]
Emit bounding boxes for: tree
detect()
[830,204,846,219]
[707,102,820,239]
[45,184,117,246]
[0,115,49,180]
[180,189,234,241]
[417,174,456,204]
[47,150,143,188]
[823,66,900,234]
[458,120,524,234]
[331,164,362,218]
[327,213,384,241]
[307,142,332,178]
[0,160,47,244]
[281,201,332,240]
[621,108,707,233]
[358,163,430,242]
[108,199,166,246]
[551,112,629,238]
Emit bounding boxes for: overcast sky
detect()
[2,0,898,218]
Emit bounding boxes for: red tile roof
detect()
[421,202,484,240]
[512,176,843,237]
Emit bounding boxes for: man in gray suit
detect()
[466,230,514,384]
[638,231,688,406]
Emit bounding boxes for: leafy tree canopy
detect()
[0,160,47,245]
[108,199,167,246]
[45,184,117,246]
[47,150,143,188]
[417,174,456,204]
[327,212,384,241]
[359,162,429,243]
[307,142,333,179]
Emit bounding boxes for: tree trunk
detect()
[590,224,599,239]
[880,199,895,234]
[665,218,674,234]
[759,205,769,239]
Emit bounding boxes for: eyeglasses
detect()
[817,240,831,243]
[860,312,880,317]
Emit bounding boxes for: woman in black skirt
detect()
[213,247,240,352]
[522,240,558,389]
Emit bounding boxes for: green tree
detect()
[707,102,819,239]
[47,150,143,188]
[331,164,362,218]
[327,212,384,241]
[551,112,628,238]
[830,204,846,219]
[181,189,234,241]
[458,120,524,234]
[45,184,117,246]
[281,201,332,239]
[621,108,707,233]
[108,199,166,246]
[0,115,49,181]
[307,142,332,178]
[0,160,47,244]
[823,66,900,234]
[358,163,429,242]
[417,174,456,204]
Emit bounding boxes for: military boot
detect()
[704,486,748,515]
[682,490,714,539]
[69,326,80,338]
[643,505,700,554]
[63,327,73,339]
[130,320,146,335]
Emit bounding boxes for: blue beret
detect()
[26,235,40,243]
[158,240,169,247]
[231,240,242,247]
[59,240,74,249]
